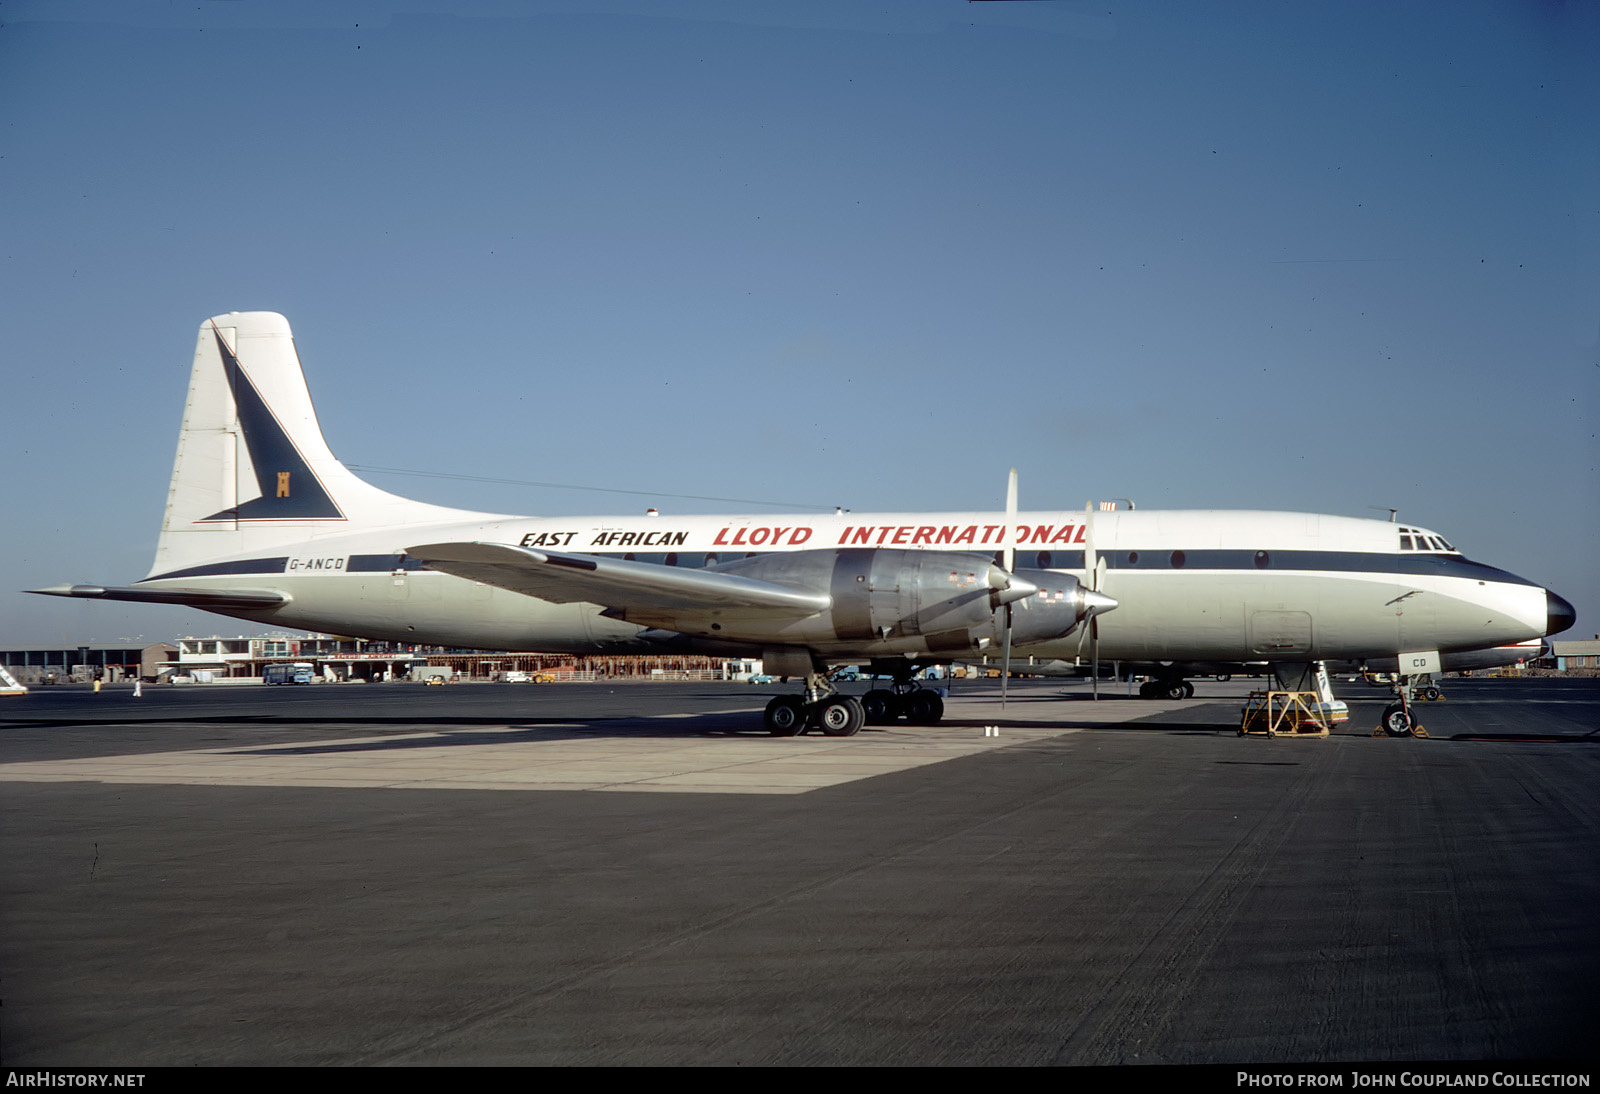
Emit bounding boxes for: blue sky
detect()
[2,0,1594,646]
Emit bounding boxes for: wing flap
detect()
[406,541,830,619]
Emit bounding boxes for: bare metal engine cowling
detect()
[1005,567,1099,647]
[671,549,1096,655]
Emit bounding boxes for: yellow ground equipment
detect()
[1239,690,1331,738]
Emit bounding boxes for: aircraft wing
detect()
[28,584,290,610]
[406,541,831,620]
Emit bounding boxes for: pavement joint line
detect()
[0,714,1082,794]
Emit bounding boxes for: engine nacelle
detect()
[764,547,1023,635]
[665,549,1099,655]
[1007,567,1100,646]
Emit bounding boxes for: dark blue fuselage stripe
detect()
[347,554,430,572]
[145,557,289,581]
[1090,550,1536,586]
[141,550,1537,587]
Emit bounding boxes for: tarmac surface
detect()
[2,675,1597,1066]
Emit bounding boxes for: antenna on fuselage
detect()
[1368,506,1399,522]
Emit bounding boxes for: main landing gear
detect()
[860,679,945,726]
[1138,678,1194,700]
[763,670,866,737]
[1138,667,1194,700]
[761,666,948,735]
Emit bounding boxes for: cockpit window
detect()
[1399,526,1457,553]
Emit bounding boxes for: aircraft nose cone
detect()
[1546,590,1576,636]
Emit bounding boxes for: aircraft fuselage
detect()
[130,507,1557,665]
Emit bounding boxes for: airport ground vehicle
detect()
[263,662,315,685]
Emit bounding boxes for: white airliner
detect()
[31,312,1575,736]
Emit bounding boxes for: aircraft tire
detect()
[1163,682,1188,701]
[906,691,944,725]
[764,695,807,736]
[816,696,865,737]
[1380,703,1412,737]
[1180,681,1195,699]
[1216,674,1232,683]
[861,689,894,724]
[1422,687,1442,702]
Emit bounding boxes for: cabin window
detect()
[1035,551,1052,569]
[664,553,678,567]
[623,553,636,562]
[1400,536,1414,550]
[704,553,718,566]
[1170,550,1186,568]
[1254,550,1270,569]
[1127,551,1140,565]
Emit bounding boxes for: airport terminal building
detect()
[1549,637,1600,671]
[0,644,177,686]
[2,636,742,685]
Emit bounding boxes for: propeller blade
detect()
[1085,502,1100,700]
[1091,613,1099,701]
[1083,501,1098,588]
[1001,603,1013,709]
[1000,469,1018,708]
[1003,469,1018,574]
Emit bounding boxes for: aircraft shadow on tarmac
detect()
[229,715,1326,750]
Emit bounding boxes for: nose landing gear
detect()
[1373,674,1433,738]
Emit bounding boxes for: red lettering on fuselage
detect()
[719,525,819,548]
[779,522,1078,550]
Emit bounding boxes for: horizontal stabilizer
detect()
[406,542,831,619]
[28,584,290,610]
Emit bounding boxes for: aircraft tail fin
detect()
[150,312,483,577]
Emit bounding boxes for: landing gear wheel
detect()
[862,689,895,724]
[1138,681,1157,699]
[1380,703,1412,738]
[906,691,945,725]
[1180,681,1195,699]
[1163,682,1188,701]
[1422,687,1441,702]
[764,695,806,736]
[1216,674,1232,683]
[816,696,865,737]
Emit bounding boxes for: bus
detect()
[263,662,315,685]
